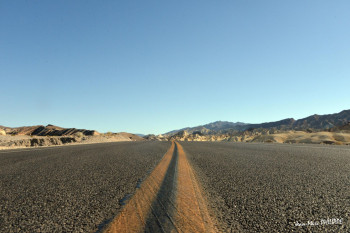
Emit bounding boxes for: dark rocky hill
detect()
[329,121,350,132]
[165,121,248,135]
[292,110,350,130]
[165,109,350,135]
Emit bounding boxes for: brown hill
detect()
[1,124,100,136]
[117,132,144,141]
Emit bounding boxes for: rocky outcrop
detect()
[0,129,6,136]
[117,132,144,141]
[152,127,350,145]
[329,122,350,132]
[143,134,168,141]
[0,137,77,148]
[0,126,143,149]
[2,124,100,136]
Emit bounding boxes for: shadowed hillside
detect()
[0,124,100,136]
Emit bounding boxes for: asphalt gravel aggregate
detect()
[0,141,170,232]
[181,142,350,232]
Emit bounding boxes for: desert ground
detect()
[1,121,350,151]
[251,131,350,145]
[0,125,144,150]
[0,133,143,150]
[167,130,350,145]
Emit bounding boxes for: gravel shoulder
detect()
[0,141,170,232]
[181,142,350,232]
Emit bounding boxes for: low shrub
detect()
[0,129,6,136]
[74,132,84,138]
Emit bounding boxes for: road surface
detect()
[0,141,170,232]
[103,141,216,233]
[1,141,349,232]
[182,142,350,232]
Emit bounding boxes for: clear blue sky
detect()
[1,1,349,134]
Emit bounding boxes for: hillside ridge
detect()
[164,109,350,135]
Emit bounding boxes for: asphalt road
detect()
[1,141,349,232]
[0,141,170,233]
[181,142,350,232]
[103,142,216,233]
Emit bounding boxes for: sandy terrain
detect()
[0,124,144,150]
[0,134,138,150]
[166,130,350,145]
[251,131,350,145]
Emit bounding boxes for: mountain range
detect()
[164,109,350,135]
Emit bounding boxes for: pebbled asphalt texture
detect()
[181,142,350,232]
[0,141,170,233]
